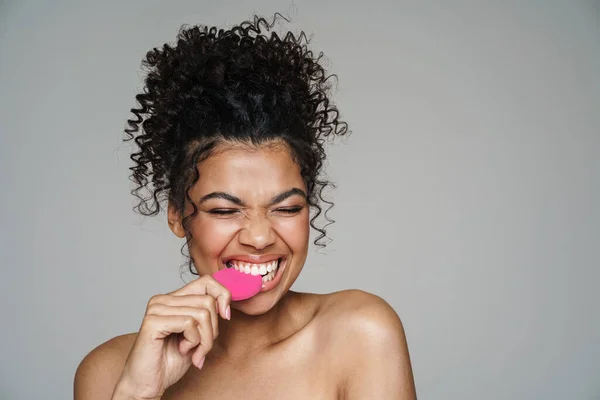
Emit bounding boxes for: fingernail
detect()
[225,305,231,320]
[196,357,205,369]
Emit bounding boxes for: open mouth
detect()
[225,258,283,283]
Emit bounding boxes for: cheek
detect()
[188,217,239,266]
[273,213,310,252]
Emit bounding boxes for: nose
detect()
[238,213,276,250]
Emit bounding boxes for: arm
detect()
[337,291,416,400]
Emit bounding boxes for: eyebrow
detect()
[198,188,307,207]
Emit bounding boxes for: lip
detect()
[221,254,286,266]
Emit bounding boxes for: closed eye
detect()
[208,206,304,216]
[273,206,304,214]
[208,209,239,215]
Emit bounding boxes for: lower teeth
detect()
[261,265,279,283]
[226,259,282,282]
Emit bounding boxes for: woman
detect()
[75,15,416,400]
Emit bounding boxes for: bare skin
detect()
[74,141,416,399]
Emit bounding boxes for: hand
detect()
[112,275,231,400]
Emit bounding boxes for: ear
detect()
[167,202,186,238]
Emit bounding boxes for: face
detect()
[168,141,310,315]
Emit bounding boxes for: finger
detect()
[140,314,201,350]
[179,329,200,355]
[147,303,218,340]
[169,275,232,319]
[150,295,219,337]
[190,312,214,368]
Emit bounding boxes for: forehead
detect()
[194,142,305,195]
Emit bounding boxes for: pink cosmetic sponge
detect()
[212,268,262,301]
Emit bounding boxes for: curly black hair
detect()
[124,14,348,274]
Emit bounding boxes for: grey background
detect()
[1,1,599,399]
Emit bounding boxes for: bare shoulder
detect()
[74,333,138,400]
[316,290,416,399]
[319,289,405,336]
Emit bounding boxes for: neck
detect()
[214,291,301,359]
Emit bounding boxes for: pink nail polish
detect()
[225,305,231,320]
[196,357,205,369]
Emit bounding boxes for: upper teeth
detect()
[228,260,279,276]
